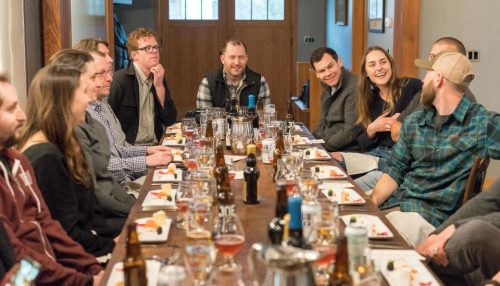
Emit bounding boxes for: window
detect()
[169,0,218,20]
[235,0,284,20]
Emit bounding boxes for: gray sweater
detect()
[312,68,359,152]
[75,116,135,218]
[434,178,500,234]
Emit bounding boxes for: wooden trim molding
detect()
[393,0,420,77]
[42,0,71,65]
[105,0,115,59]
[352,0,367,75]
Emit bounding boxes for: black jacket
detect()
[108,63,177,144]
[206,66,261,107]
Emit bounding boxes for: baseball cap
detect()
[415,51,474,86]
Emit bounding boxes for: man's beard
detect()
[2,135,19,149]
[420,83,436,107]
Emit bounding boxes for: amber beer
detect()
[124,223,147,286]
[213,143,228,200]
[328,235,353,286]
[214,234,245,257]
[272,129,285,182]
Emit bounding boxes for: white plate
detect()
[292,136,311,145]
[320,188,366,205]
[341,214,394,239]
[310,165,347,179]
[142,189,177,211]
[107,260,161,286]
[135,217,172,243]
[303,147,331,160]
[165,122,182,132]
[373,251,439,286]
[162,136,186,146]
[152,168,183,183]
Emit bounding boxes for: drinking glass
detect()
[197,148,215,173]
[176,181,194,229]
[312,200,339,285]
[185,239,215,286]
[297,171,320,201]
[212,214,246,271]
[227,159,236,182]
[284,133,293,154]
[191,170,216,205]
[186,200,212,240]
[207,264,246,286]
[182,117,197,140]
[182,143,198,172]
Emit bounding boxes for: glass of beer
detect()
[184,239,215,286]
[312,200,339,285]
[176,181,193,229]
[212,214,245,272]
[186,200,212,240]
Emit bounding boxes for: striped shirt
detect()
[196,71,271,108]
[381,97,500,227]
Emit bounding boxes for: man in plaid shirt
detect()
[196,39,270,109]
[371,51,500,246]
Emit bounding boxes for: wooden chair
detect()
[462,156,490,206]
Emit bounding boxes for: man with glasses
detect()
[109,27,177,145]
[309,47,359,152]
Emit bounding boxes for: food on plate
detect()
[158,164,178,179]
[330,169,343,177]
[152,184,173,201]
[138,218,163,235]
[153,210,166,226]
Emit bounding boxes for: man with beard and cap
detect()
[370,51,500,247]
[0,73,103,285]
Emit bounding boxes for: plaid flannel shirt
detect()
[381,97,500,227]
[196,72,271,108]
[87,99,147,185]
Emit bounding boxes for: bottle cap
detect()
[247,144,257,155]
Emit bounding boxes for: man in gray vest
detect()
[196,39,270,108]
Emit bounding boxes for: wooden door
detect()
[158,0,296,119]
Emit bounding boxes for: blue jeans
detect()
[355,170,383,192]
[365,146,391,170]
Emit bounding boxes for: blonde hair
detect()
[18,65,91,187]
[356,46,407,127]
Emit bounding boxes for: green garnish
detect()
[349,216,357,223]
[174,173,178,179]
[387,260,395,271]
[167,195,173,201]
[305,150,311,156]
[328,189,334,197]
[315,166,320,172]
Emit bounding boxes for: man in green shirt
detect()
[371,51,500,246]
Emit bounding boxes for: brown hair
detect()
[74,38,108,57]
[309,47,339,70]
[220,39,247,55]
[18,65,91,187]
[356,46,407,127]
[126,27,159,59]
[49,49,94,72]
[0,73,10,106]
[434,37,466,55]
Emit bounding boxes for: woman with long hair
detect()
[17,64,116,257]
[353,46,422,191]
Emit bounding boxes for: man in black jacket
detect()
[196,39,271,108]
[109,27,177,145]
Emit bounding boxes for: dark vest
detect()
[206,67,262,107]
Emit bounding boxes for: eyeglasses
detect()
[136,45,161,53]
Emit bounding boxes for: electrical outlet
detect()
[467,49,480,62]
[304,36,315,44]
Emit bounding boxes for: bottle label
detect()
[218,204,235,217]
[301,202,320,243]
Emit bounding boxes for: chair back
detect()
[462,156,490,206]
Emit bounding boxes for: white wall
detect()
[420,0,500,179]
[0,0,27,108]
[71,0,107,45]
[326,0,353,69]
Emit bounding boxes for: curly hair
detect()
[18,65,91,187]
[126,27,158,59]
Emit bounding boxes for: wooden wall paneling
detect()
[352,0,367,75]
[308,69,321,131]
[105,0,114,58]
[295,62,310,96]
[393,0,420,77]
[42,0,72,65]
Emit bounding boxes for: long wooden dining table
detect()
[101,122,439,285]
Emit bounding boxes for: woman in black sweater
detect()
[18,63,116,257]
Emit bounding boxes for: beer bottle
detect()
[248,94,259,142]
[268,181,288,244]
[124,223,147,286]
[213,143,228,200]
[216,167,235,218]
[284,99,294,134]
[204,118,214,149]
[287,188,303,248]
[243,153,259,204]
[329,235,353,286]
[272,129,285,182]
